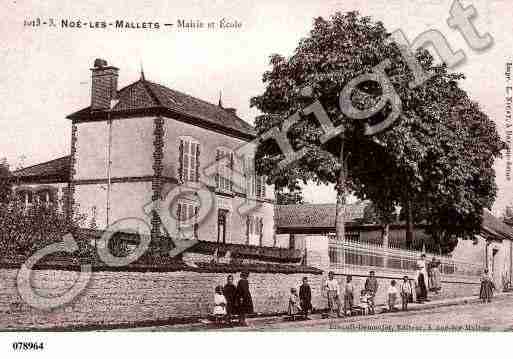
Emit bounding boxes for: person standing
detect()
[299,277,312,319]
[213,285,227,324]
[223,274,237,324]
[479,269,495,303]
[387,280,399,311]
[343,275,355,316]
[364,270,379,314]
[400,276,412,311]
[235,271,254,326]
[288,288,301,320]
[429,257,442,294]
[325,271,341,318]
[416,254,429,302]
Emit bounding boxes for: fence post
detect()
[382,224,389,268]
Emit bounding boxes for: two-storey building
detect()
[12,58,276,248]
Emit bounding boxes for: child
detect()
[479,269,495,303]
[400,276,412,311]
[299,277,312,319]
[213,285,227,323]
[288,288,301,320]
[359,290,371,315]
[344,275,355,316]
[387,280,399,311]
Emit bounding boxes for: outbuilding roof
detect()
[11,155,70,183]
[275,202,368,232]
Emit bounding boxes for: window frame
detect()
[215,147,233,193]
[179,137,200,183]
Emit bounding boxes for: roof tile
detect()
[12,156,70,181]
[68,79,256,139]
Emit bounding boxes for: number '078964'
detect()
[12,342,44,351]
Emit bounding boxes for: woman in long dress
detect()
[236,271,254,326]
[479,269,495,303]
[430,258,442,294]
[416,254,429,302]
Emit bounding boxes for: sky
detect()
[1,0,512,214]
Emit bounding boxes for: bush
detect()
[0,200,86,260]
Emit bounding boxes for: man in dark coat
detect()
[223,274,237,324]
[299,276,312,319]
[236,271,253,326]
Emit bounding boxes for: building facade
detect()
[12,59,276,248]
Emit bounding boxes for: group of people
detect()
[213,273,314,325]
[212,258,496,326]
[324,255,445,317]
[287,277,313,320]
[415,254,443,303]
[213,272,254,326]
[324,270,412,316]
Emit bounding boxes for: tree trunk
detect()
[335,136,346,243]
[405,199,414,249]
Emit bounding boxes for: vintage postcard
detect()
[1,0,513,355]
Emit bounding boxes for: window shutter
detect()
[259,218,263,246]
[194,206,199,239]
[215,150,220,189]
[245,216,250,244]
[256,176,261,198]
[178,140,184,183]
[189,143,195,182]
[177,203,182,221]
[195,144,200,182]
[229,153,234,191]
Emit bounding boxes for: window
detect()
[217,209,229,243]
[247,215,263,246]
[179,138,200,182]
[256,176,266,198]
[215,148,233,192]
[244,157,265,199]
[177,201,199,239]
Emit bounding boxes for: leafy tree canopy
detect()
[276,187,304,205]
[251,11,505,253]
[0,159,11,204]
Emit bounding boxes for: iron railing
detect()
[328,238,482,277]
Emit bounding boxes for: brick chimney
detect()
[90,58,119,111]
[225,107,237,115]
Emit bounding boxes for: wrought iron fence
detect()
[328,239,482,278]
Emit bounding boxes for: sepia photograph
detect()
[1,0,513,356]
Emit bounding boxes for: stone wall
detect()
[0,268,322,330]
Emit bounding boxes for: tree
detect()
[0,158,11,204]
[251,11,505,253]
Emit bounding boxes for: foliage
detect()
[362,202,396,225]
[276,186,304,205]
[251,11,505,253]
[0,200,87,259]
[0,161,11,204]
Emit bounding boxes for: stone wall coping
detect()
[0,260,321,275]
